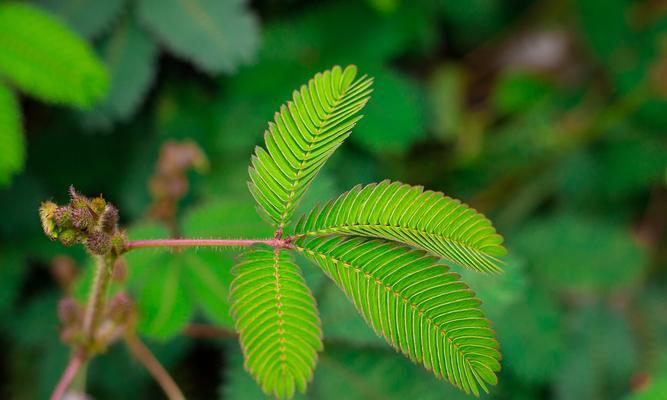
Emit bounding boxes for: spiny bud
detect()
[69,185,89,209]
[86,231,111,255]
[90,196,107,216]
[71,207,94,231]
[107,292,133,323]
[39,201,59,239]
[101,205,119,233]
[58,297,80,325]
[110,231,127,255]
[59,229,81,246]
[53,206,72,226]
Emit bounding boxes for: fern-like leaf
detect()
[294,180,506,273]
[0,81,24,186]
[296,235,501,396]
[248,65,373,228]
[230,248,323,399]
[0,3,108,107]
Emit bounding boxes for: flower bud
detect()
[90,196,107,216]
[71,207,94,231]
[53,206,72,226]
[86,230,111,255]
[107,292,133,323]
[39,201,59,239]
[58,297,80,325]
[59,229,81,246]
[110,231,127,255]
[101,205,119,233]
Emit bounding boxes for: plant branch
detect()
[50,351,85,400]
[82,255,114,344]
[182,323,237,339]
[124,237,294,252]
[124,333,185,400]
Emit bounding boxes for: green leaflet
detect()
[248,65,373,228]
[230,249,322,399]
[0,3,108,107]
[35,0,125,39]
[0,82,24,186]
[294,180,506,273]
[296,235,501,396]
[138,0,259,74]
[82,15,158,129]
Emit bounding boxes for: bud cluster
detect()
[40,186,127,256]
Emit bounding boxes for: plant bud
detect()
[107,292,132,323]
[39,201,59,239]
[53,206,72,226]
[101,205,119,233]
[110,231,127,255]
[59,229,80,246]
[58,297,80,325]
[90,196,107,215]
[86,231,111,255]
[51,256,79,288]
[71,207,94,231]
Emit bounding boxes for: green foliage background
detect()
[1,0,666,398]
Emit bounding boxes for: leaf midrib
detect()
[298,224,499,264]
[278,82,351,227]
[297,245,479,373]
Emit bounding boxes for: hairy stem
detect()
[125,333,185,400]
[50,351,85,400]
[82,255,114,344]
[51,255,115,400]
[125,237,294,252]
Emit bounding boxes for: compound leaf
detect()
[0,3,108,107]
[0,82,24,186]
[138,0,259,74]
[294,180,506,273]
[230,249,322,399]
[248,65,373,228]
[296,235,501,396]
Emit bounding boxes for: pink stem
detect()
[50,352,85,400]
[124,238,293,251]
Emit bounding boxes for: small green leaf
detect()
[0,3,109,107]
[82,15,158,129]
[35,0,125,39]
[294,180,506,273]
[0,82,24,186]
[248,65,373,228]
[297,235,501,396]
[230,248,322,399]
[138,0,259,74]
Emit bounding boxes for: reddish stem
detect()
[125,334,185,400]
[50,351,85,400]
[125,237,293,251]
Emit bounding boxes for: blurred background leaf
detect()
[1,0,667,398]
